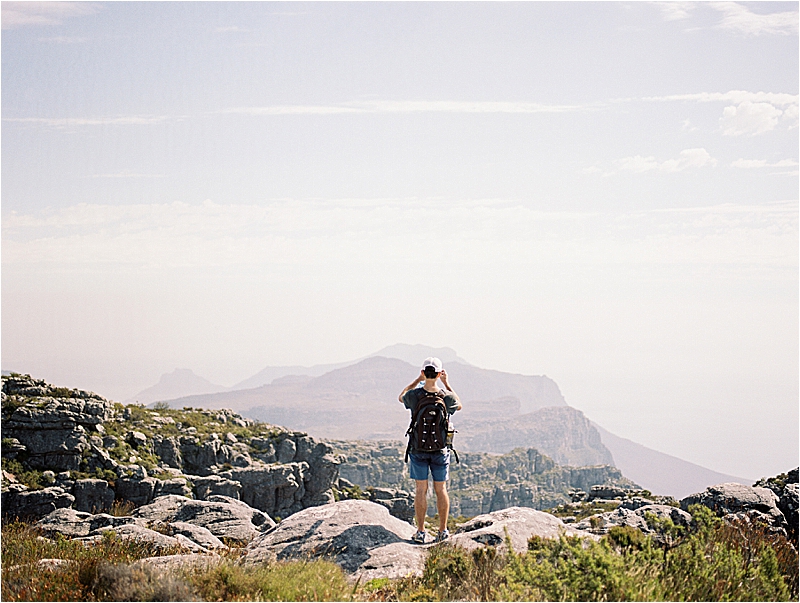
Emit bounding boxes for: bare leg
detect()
[414,479,428,532]
[433,480,449,532]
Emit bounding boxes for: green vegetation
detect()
[546,499,622,521]
[1,521,354,602]
[1,458,45,490]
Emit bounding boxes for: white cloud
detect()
[656,2,695,21]
[712,2,799,36]
[732,158,798,169]
[639,90,798,107]
[1,2,97,30]
[3,114,186,129]
[720,101,783,136]
[37,36,87,44]
[220,100,597,116]
[87,172,167,179]
[613,148,717,174]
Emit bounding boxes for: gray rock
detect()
[173,498,274,544]
[574,504,692,536]
[153,478,192,498]
[276,438,297,463]
[193,475,242,500]
[153,436,182,469]
[115,477,157,507]
[88,524,187,553]
[450,506,593,553]
[133,494,273,544]
[619,496,656,511]
[132,495,192,522]
[168,521,227,550]
[365,488,415,523]
[1,486,74,519]
[226,464,307,518]
[780,483,798,541]
[589,484,628,500]
[37,508,95,538]
[245,500,425,580]
[681,483,786,531]
[2,391,114,471]
[73,479,115,513]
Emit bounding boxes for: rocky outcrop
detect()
[2,375,114,471]
[132,494,275,544]
[449,507,594,553]
[573,504,693,537]
[245,500,426,580]
[1,485,74,519]
[37,493,274,549]
[680,482,791,538]
[754,468,799,542]
[330,440,635,517]
[1,374,341,523]
[245,501,597,580]
[457,406,614,467]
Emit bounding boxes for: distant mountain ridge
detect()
[127,368,226,404]
[144,345,750,498]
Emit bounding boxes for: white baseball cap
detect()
[422,357,443,372]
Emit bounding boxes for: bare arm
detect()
[398,371,424,403]
[439,369,462,411]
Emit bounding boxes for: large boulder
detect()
[132,494,274,544]
[573,504,693,536]
[449,506,594,553]
[245,499,425,580]
[73,479,115,513]
[193,475,242,500]
[1,486,75,519]
[115,477,157,507]
[681,482,787,534]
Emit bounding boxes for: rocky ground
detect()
[330,439,637,517]
[2,373,797,582]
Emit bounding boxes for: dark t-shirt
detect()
[402,387,459,416]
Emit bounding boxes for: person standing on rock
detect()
[398,357,462,543]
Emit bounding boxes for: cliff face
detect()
[329,439,634,517]
[456,405,614,467]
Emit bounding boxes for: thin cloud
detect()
[731,159,799,169]
[87,172,167,179]
[608,148,717,175]
[655,2,695,21]
[2,2,98,30]
[3,114,187,129]
[712,2,799,36]
[220,100,599,116]
[638,91,798,107]
[37,36,87,44]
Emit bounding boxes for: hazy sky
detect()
[2,1,798,480]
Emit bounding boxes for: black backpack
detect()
[404,389,459,463]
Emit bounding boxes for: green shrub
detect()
[1,522,185,601]
[1,458,45,490]
[186,558,352,601]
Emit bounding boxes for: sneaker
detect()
[435,529,450,542]
[411,530,427,544]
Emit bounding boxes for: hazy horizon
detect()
[2,2,797,481]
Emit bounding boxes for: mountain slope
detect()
[128,369,226,404]
[231,343,471,390]
[458,406,614,467]
[593,423,752,499]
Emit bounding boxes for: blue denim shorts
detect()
[409,450,450,482]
